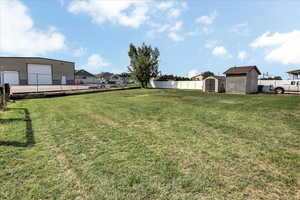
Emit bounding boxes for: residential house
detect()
[75,69,98,84]
[191,74,204,81]
[95,72,114,82]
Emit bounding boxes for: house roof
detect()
[75,69,96,77]
[191,74,203,78]
[224,66,261,75]
[204,75,225,80]
[287,69,300,74]
[95,72,114,79]
[0,56,74,64]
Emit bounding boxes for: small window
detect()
[297,81,300,86]
[291,81,296,85]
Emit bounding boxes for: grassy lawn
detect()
[0,89,299,200]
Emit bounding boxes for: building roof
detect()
[287,69,300,74]
[204,75,226,80]
[0,56,74,64]
[224,66,261,75]
[192,74,203,78]
[75,69,96,77]
[95,72,114,79]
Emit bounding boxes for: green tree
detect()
[201,71,215,79]
[128,43,160,88]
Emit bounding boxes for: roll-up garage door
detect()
[0,71,19,85]
[28,64,52,85]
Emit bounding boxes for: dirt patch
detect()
[219,100,240,104]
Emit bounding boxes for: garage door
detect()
[28,64,52,85]
[0,71,19,85]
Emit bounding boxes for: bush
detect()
[155,75,190,81]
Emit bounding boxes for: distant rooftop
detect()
[75,69,95,77]
[287,69,300,74]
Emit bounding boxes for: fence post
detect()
[61,73,63,91]
[1,85,6,110]
[36,73,39,93]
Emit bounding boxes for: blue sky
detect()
[1,0,300,78]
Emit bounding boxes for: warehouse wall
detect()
[0,57,75,85]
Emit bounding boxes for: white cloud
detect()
[181,2,188,9]
[212,46,228,56]
[157,1,174,10]
[231,23,249,35]
[81,54,110,73]
[167,8,181,18]
[69,0,189,41]
[238,51,247,60]
[205,40,218,49]
[196,11,218,25]
[68,0,150,28]
[168,32,184,41]
[187,69,200,78]
[251,30,300,64]
[187,27,212,36]
[72,47,86,57]
[0,0,66,56]
[169,21,183,31]
[147,20,183,39]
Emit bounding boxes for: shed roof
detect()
[224,66,261,75]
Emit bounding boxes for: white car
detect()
[273,80,300,94]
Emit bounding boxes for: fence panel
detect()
[150,80,203,90]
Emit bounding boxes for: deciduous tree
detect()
[128,43,160,88]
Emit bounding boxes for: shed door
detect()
[1,71,19,85]
[205,79,215,92]
[28,64,52,85]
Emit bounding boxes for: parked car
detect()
[273,80,300,94]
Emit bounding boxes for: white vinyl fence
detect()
[150,80,203,90]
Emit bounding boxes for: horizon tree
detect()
[201,71,215,79]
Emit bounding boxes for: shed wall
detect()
[246,70,258,93]
[226,75,247,94]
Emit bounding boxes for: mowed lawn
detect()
[0,89,299,200]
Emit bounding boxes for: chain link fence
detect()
[3,73,129,94]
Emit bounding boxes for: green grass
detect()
[0,89,299,200]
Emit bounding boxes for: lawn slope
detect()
[1,89,299,200]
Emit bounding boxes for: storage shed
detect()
[224,66,261,94]
[203,76,226,93]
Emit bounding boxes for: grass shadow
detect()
[0,108,35,147]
